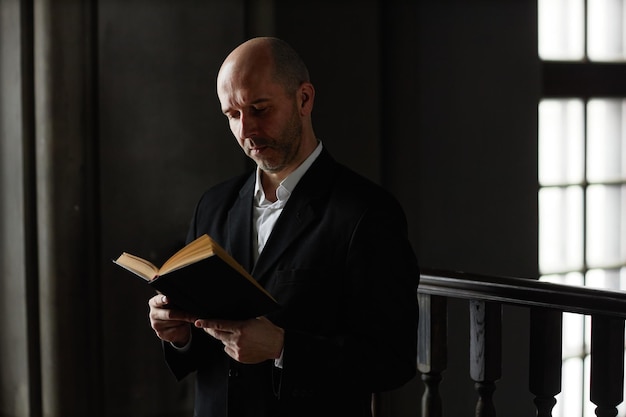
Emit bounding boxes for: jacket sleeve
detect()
[163,326,224,381]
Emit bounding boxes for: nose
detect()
[238,112,258,141]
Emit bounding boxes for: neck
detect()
[259,137,319,202]
[260,172,280,203]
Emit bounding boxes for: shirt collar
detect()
[254,141,323,205]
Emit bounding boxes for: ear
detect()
[299,83,315,115]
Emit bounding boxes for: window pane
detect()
[587,99,626,182]
[553,357,584,417]
[563,310,585,357]
[539,99,585,185]
[539,186,584,273]
[588,0,626,61]
[541,271,584,286]
[586,185,626,267]
[538,0,585,60]
[587,268,623,289]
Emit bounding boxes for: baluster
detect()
[590,315,625,417]
[529,307,562,417]
[469,300,501,417]
[417,293,447,417]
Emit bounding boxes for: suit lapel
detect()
[251,149,338,282]
[227,173,255,273]
[251,192,317,281]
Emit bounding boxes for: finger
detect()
[202,327,219,339]
[153,319,184,333]
[194,319,238,331]
[223,344,238,360]
[203,327,229,340]
[149,297,196,323]
[148,294,169,308]
[162,309,197,323]
[154,322,191,345]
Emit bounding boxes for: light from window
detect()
[587,185,626,268]
[587,99,626,183]
[539,186,584,274]
[538,99,585,186]
[539,3,626,417]
[586,268,624,289]
[588,0,626,61]
[538,0,585,60]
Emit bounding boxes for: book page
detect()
[160,234,216,275]
[114,253,159,281]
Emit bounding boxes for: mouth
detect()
[249,145,270,156]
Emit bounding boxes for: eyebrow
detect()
[250,97,271,105]
[222,97,271,115]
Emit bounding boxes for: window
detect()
[538,1,626,416]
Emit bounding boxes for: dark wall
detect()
[416,1,540,278]
[99,1,246,414]
[97,1,540,415]
[274,1,383,181]
[414,2,540,415]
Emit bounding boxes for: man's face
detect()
[218,64,303,175]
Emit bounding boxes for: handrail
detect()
[419,268,626,318]
[414,268,626,417]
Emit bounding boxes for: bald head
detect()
[216,37,318,183]
[218,37,310,95]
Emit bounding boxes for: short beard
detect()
[259,106,302,173]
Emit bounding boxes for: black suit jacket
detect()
[164,148,420,417]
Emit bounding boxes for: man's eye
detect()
[252,107,268,115]
[226,112,240,120]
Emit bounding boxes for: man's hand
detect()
[195,316,284,364]
[148,294,197,347]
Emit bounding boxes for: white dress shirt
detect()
[252,142,323,264]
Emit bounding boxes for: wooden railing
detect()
[415,269,626,417]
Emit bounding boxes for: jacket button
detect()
[229,369,239,377]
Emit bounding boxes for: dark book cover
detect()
[148,256,280,320]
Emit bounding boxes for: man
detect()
[148,37,419,417]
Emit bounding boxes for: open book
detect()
[113,234,279,319]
